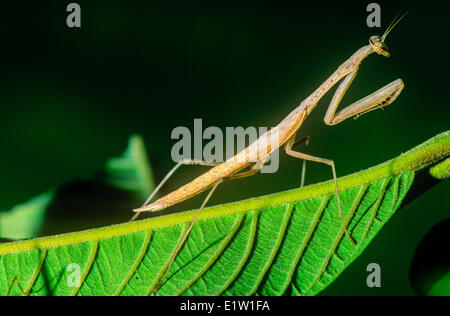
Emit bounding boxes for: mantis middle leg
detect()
[284,132,356,245]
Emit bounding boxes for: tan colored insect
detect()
[131,14,406,291]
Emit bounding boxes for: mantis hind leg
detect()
[284,133,356,245]
[152,159,268,293]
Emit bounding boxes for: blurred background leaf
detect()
[0,191,53,240]
[0,135,154,239]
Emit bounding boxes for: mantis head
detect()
[369,36,390,57]
[370,10,409,58]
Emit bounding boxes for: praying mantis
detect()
[129,14,407,292]
[5,14,407,296]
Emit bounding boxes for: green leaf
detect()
[0,192,54,240]
[0,134,154,240]
[0,131,449,296]
[99,134,155,199]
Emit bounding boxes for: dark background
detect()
[0,0,448,295]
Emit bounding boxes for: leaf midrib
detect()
[0,131,448,256]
